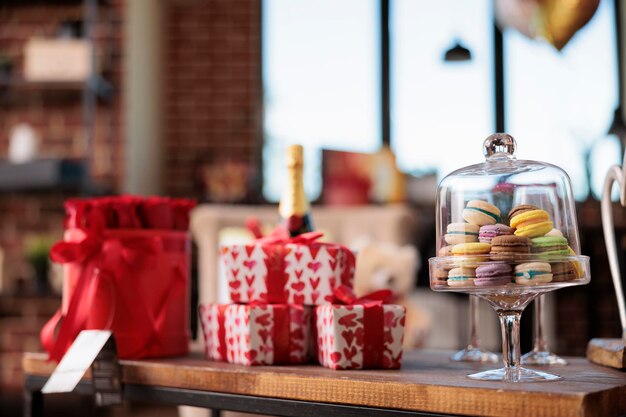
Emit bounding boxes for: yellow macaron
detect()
[451,242,491,267]
[568,245,584,278]
[451,242,492,255]
[510,209,553,238]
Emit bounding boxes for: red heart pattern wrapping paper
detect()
[221,242,355,305]
[316,304,405,370]
[199,303,313,366]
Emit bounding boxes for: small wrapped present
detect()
[199,303,313,366]
[40,196,196,362]
[221,231,355,305]
[316,286,405,370]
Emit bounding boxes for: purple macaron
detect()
[479,223,514,244]
[475,263,513,286]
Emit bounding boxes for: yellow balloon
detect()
[495,0,601,50]
[536,0,600,50]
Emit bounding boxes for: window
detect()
[391,0,495,178]
[504,0,618,200]
[263,0,619,202]
[262,0,381,201]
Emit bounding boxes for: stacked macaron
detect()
[432,246,454,286]
[448,267,476,287]
[510,209,553,238]
[531,236,569,259]
[475,263,513,286]
[451,242,491,267]
[489,235,531,261]
[479,224,513,243]
[506,204,579,282]
[463,200,502,225]
[444,223,479,245]
[514,262,553,285]
[436,200,581,288]
[443,200,501,287]
[444,200,501,246]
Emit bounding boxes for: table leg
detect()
[23,388,43,417]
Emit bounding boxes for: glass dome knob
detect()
[483,133,517,160]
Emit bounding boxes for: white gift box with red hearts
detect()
[220,241,355,305]
[315,304,405,370]
[199,303,313,366]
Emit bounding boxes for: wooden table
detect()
[22,350,626,417]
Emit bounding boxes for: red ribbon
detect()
[332,285,392,368]
[253,230,354,304]
[271,305,291,364]
[246,302,296,364]
[40,228,185,361]
[213,305,228,361]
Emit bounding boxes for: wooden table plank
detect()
[23,350,626,417]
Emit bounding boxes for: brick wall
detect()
[0,1,124,187]
[0,1,125,292]
[163,0,262,198]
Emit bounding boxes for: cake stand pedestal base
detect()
[586,338,626,370]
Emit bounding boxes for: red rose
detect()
[171,198,196,230]
[111,195,142,229]
[140,196,173,229]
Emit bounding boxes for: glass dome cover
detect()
[430,133,590,293]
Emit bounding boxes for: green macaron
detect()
[531,236,569,259]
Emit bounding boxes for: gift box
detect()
[315,287,405,370]
[198,303,313,366]
[221,232,355,305]
[41,196,195,361]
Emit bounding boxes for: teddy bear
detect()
[352,241,432,348]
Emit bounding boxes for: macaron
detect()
[545,228,564,238]
[438,245,454,257]
[515,262,553,285]
[567,246,584,278]
[444,222,479,245]
[452,242,491,267]
[475,263,513,287]
[507,204,538,224]
[489,235,531,261]
[551,262,577,282]
[431,266,449,286]
[451,242,492,255]
[463,200,501,226]
[479,223,514,244]
[447,267,475,287]
[510,209,553,238]
[531,236,569,259]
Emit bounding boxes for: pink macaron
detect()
[479,224,514,244]
[475,263,513,286]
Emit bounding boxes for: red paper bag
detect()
[42,228,191,360]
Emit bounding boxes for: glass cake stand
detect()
[430,133,591,382]
[450,295,499,363]
[430,255,589,382]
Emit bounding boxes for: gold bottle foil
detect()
[279,144,309,218]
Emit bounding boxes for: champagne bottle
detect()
[278,145,314,236]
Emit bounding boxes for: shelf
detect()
[0,76,84,91]
[0,159,86,192]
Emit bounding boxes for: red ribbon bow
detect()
[331,285,393,368]
[332,285,393,307]
[254,226,324,246]
[40,227,183,361]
